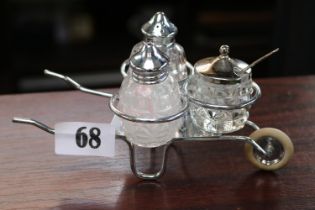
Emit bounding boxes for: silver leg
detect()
[128,142,170,180]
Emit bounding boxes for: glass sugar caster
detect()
[127,12,191,90]
[118,42,182,148]
[187,45,253,134]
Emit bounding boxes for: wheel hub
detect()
[253,136,285,166]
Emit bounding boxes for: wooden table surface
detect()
[1,75,315,210]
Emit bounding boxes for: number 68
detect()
[76,127,101,149]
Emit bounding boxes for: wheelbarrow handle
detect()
[44,69,113,98]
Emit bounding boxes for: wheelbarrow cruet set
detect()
[13,12,294,180]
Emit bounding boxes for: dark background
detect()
[2,0,315,94]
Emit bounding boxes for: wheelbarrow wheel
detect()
[245,128,294,170]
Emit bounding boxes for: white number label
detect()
[55,122,115,157]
